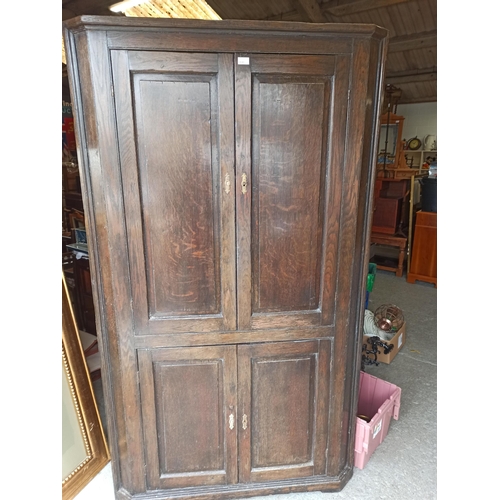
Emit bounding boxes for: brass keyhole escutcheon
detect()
[224,173,231,194]
[229,413,234,430]
[241,173,248,194]
[242,414,248,430]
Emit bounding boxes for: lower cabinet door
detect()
[237,340,331,483]
[137,345,238,489]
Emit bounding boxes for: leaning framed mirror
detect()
[62,274,109,499]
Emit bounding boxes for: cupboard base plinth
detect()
[406,272,437,287]
[115,471,353,500]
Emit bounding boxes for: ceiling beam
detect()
[386,68,437,84]
[259,10,302,22]
[295,0,328,22]
[397,96,437,104]
[62,0,117,16]
[322,0,410,17]
[388,30,437,52]
[62,8,78,20]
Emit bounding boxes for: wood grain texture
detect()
[132,325,335,349]
[66,15,384,32]
[319,54,349,327]
[136,76,220,316]
[217,53,238,332]
[108,30,354,56]
[252,76,324,313]
[234,54,252,330]
[328,36,389,476]
[328,39,371,476]
[343,35,390,472]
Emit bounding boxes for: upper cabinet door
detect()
[110,51,237,335]
[235,54,350,330]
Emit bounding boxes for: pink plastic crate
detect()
[354,371,401,469]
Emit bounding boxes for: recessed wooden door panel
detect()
[253,78,324,314]
[237,340,330,483]
[111,51,236,335]
[235,54,348,330]
[138,345,238,489]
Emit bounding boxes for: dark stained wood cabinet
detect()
[63,16,388,500]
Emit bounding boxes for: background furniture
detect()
[371,178,410,235]
[370,176,410,276]
[64,16,387,500]
[407,211,437,286]
[377,112,406,175]
[79,329,101,381]
[404,148,437,172]
[370,233,407,278]
[71,256,96,335]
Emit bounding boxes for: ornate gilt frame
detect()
[62,274,109,499]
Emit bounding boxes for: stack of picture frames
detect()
[62,274,109,499]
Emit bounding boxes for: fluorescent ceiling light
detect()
[108,0,221,20]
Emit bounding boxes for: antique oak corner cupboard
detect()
[63,16,388,500]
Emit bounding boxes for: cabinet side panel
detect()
[328,37,388,477]
[64,32,147,495]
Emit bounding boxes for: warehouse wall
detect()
[396,102,437,146]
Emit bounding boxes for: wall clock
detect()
[407,137,422,150]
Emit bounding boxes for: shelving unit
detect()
[62,151,97,336]
[403,149,437,173]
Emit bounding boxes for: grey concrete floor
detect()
[76,269,437,500]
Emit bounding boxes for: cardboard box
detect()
[354,371,401,469]
[363,321,406,364]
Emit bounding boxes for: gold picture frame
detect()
[62,274,109,499]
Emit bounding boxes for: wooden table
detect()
[370,232,407,278]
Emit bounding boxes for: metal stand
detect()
[361,336,394,371]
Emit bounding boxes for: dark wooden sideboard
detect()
[63,16,388,500]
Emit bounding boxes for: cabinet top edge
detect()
[62,15,388,39]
